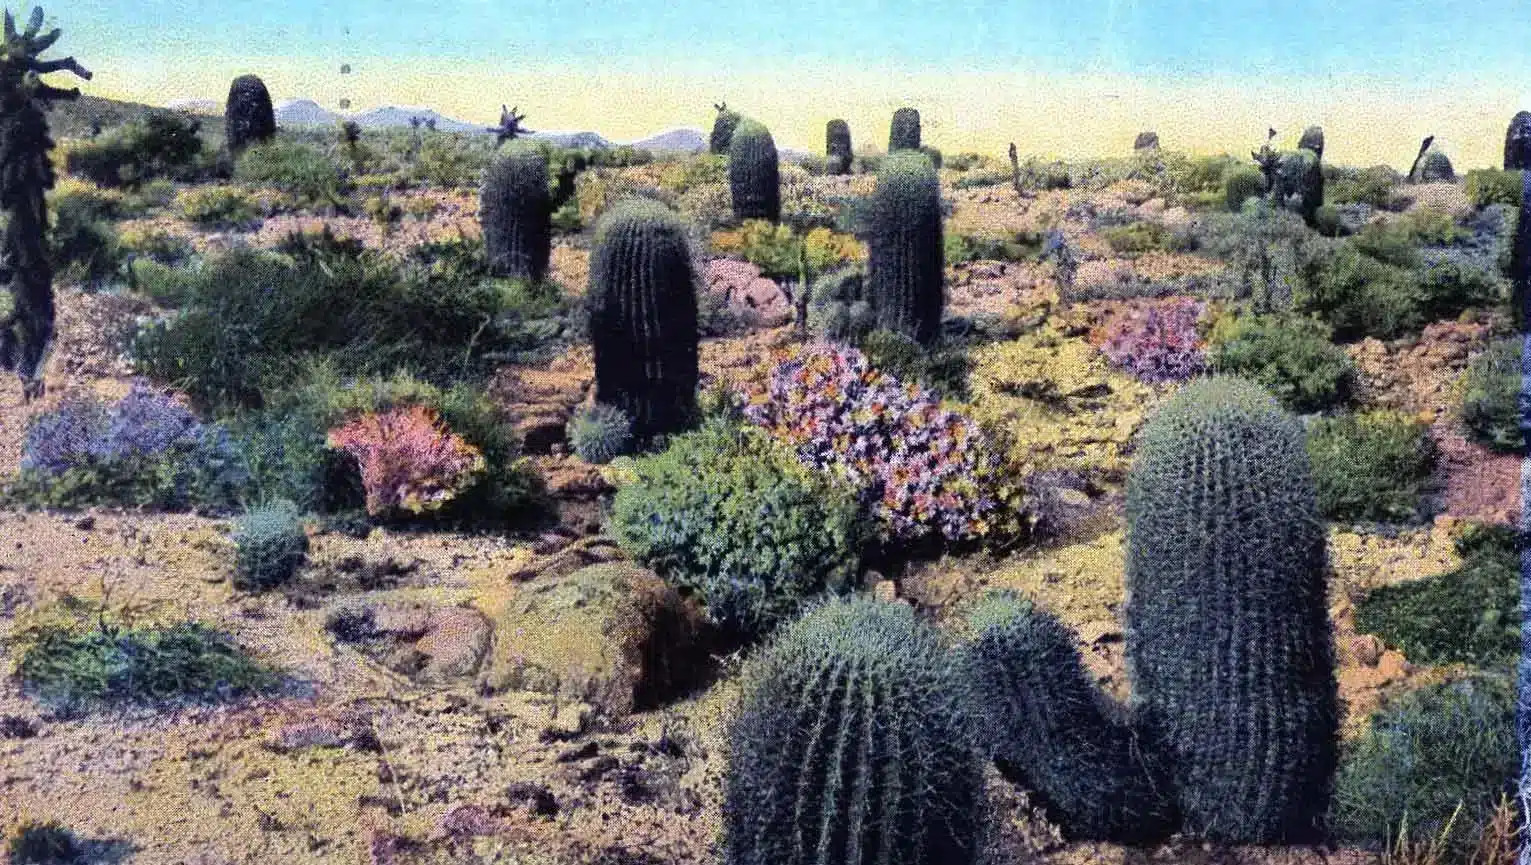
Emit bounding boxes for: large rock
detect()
[480,563,713,718]
[704,258,793,327]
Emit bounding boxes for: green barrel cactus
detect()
[1271,149,1322,227]
[959,591,1178,844]
[224,74,275,155]
[867,151,944,345]
[1506,111,1531,170]
[1124,375,1339,844]
[825,118,852,175]
[586,198,700,442]
[1417,148,1455,183]
[1512,170,1531,330]
[710,101,742,155]
[728,118,780,222]
[889,106,921,151]
[1224,165,1267,211]
[723,596,988,865]
[479,142,552,281]
[1297,125,1325,161]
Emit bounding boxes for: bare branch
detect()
[29,55,91,79]
[33,81,80,101]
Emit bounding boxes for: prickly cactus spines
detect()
[1124,375,1339,844]
[723,596,988,865]
[825,119,852,175]
[224,74,275,155]
[587,198,700,442]
[1506,111,1531,170]
[710,102,742,155]
[479,141,552,281]
[866,151,944,346]
[727,118,780,223]
[889,107,921,151]
[959,591,1179,844]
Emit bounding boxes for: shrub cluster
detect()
[1207,312,1355,413]
[62,112,207,188]
[1458,337,1521,453]
[1305,410,1435,523]
[1098,298,1207,383]
[565,403,634,464]
[326,404,487,519]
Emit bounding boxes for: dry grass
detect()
[1380,795,1521,865]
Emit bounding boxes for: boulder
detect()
[704,258,793,327]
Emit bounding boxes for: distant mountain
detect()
[166,98,222,115]
[274,98,342,127]
[350,105,487,134]
[628,128,705,154]
[527,130,612,149]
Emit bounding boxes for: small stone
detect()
[505,781,559,817]
[73,515,95,531]
[1347,635,1384,668]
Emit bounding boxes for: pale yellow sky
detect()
[80,56,1528,170]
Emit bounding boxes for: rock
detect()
[705,258,793,327]
[481,563,714,718]
[266,720,349,753]
[73,515,95,531]
[515,410,572,455]
[1347,634,1385,668]
[1375,650,1410,685]
[505,781,560,817]
[1138,198,1167,217]
[415,606,494,682]
[436,803,502,838]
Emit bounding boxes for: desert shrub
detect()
[1163,153,1241,197]
[1208,312,1355,413]
[6,821,84,864]
[1100,220,1173,254]
[1099,297,1207,383]
[326,404,487,519]
[1294,242,1422,340]
[48,187,121,286]
[806,265,875,343]
[1414,252,1504,322]
[1466,168,1523,209]
[63,112,206,188]
[738,341,998,545]
[1306,410,1435,523]
[608,420,868,641]
[126,258,200,306]
[566,403,634,464]
[230,499,310,591]
[856,327,972,401]
[1327,165,1405,208]
[1331,675,1517,858]
[233,139,346,206]
[657,153,727,194]
[713,219,800,279]
[945,230,1042,263]
[1313,204,1343,237]
[176,186,259,228]
[1223,165,1266,211]
[1198,200,1314,311]
[1458,337,1521,453]
[1353,524,1520,668]
[117,224,194,264]
[119,177,180,215]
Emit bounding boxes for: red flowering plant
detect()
[1098,297,1208,383]
[325,404,486,519]
[737,341,999,543]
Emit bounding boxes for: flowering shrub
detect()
[326,404,486,518]
[1098,298,1208,383]
[738,341,998,543]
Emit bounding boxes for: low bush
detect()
[62,112,207,188]
[409,135,493,189]
[233,139,346,207]
[117,224,194,264]
[1099,220,1174,254]
[1327,165,1405,209]
[231,499,310,591]
[176,186,260,228]
[1208,312,1355,412]
[1223,165,1266,211]
[1306,410,1435,523]
[1466,168,1523,209]
[326,403,487,520]
[1098,297,1207,383]
[48,186,121,286]
[856,327,972,402]
[1294,242,1422,340]
[945,230,1043,263]
[1458,337,1521,453]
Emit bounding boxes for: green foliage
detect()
[867,151,944,345]
[723,596,987,865]
[233,139,346,207]
[1353,524,1520,668]
[806,265,876,344]
[1223,165,1266,211]
[1294,242,1422,340]
[889,106,922,151]
[1458,337,1521,453]
[856,328,970,402]
[62,112,206,188]
[608,421,867,641]
[1208,312,1356,413]
[565,402,634,464]
[1100,220,1173,255]
[176,185,259,228]
[480,142,552,282]
[958,591,1177,843]
[1198,200,1314,312]
[1330,676,1517,857]
[727,118,781,223]
[1416,149,1455,183]
[117,223,194,263]
[6,821,83,864]
[1327,165,1405,209]
[231,498,309,591]
[126,258,199,306]
[47,185,121,285]
[1466,168,1524,208]
[1125,376,1339,844]
[410,134,493,189]
[1414,254,1504,322]
[1306,410,1435,523]
[944,230,1043,264]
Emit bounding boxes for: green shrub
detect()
[1415,254,1504,322]
[1100,220,1173,254]
[945,230,1043,263]
[1224,165,1266,211]
[857,327,971,402]
[1350,219,1423,269]
[48,189,121,285]
[565,403,634,464]
[806,265,876,344]
[1209,312,1356,413]
[126,258,199,306]
[118,224,194,264]
[234,139,345,207]
[1330,676,1517,857]
[1458,337,1521,453]
[1353,524,1520,668]
[1306,410,1435,523]
[63,112,206,189]
[6,821,84,864]
[1327,165,1404,208]
[176,186,259,228]
[1295,242,1422,340]
[231,499,309,591]
[608,420,867,641]
[1466,168,1524,209]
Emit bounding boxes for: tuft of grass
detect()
[231,499,310,591]
[1306,410,1436,523]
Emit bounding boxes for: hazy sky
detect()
[59,0,1531,166]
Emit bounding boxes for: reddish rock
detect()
[705,258,793,327]
[416,606,494,682]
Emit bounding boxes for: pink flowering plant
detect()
[738,341,999,543]
[325,404,486,519]
[1099,297,1208,383]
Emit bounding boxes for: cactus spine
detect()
[889,107,920,151]
[1507,111,1531,170]
[710,101,741,155]
[586,198,699,441]
[866,151,944,346]
[727,118,780,223]
[1124,376,1339,844]
[824,119,852,175]
[479,142,552,282]
[723,597,987,865]
[224,74,275,155]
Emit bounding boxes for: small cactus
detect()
[1297,125,1325,161]
[224,74,275,155]
[566,402,635,464]
[727,118,780,223]
[231,498,309,591]
[1134,131,1160,151]
[824,119,852,175]
[806,266,875,343]
[1416,148,1455,183]
[479,141,552,281]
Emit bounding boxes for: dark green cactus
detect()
[824,118,852,175]
[479,141,552,281]
[1297,125,1325,161]
[486,104,532,146]
[1124,375,1339,845]
[1267,148,1322,228]
[889,107,921,151]
[1511,169,1531,330]
[919,144,943,171]
[586,198,699,442]
[224,74,275,155]
[1134,131,1160,151]
[959,591,1179,844]
[1417,148,1455,183]
[1506,111,1531,170]
[727,118,780,222]
[710,101,742,155]
[723,596,988,865]
[866,151,944,345]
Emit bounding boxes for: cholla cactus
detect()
[0,6,92,402]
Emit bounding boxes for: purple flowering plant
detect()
[1098,297,1208,383]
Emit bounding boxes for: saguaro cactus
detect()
[866,150,943,345]
[224,74,275,155]
[727,118,780,222]
[0,6,91,402]
[486,104,532,146]
[479,142,552,281]
[824,118,852,175]
[586,198,699,441]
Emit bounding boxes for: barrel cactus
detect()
[960,591,1178,844]
[1271,148,1323,227]
[710,101,742,155]
[1124,375,1339,844]
[866,151,944,345]
[1134,131,1160,151]
[1511,170,1531,330]
[1506,111,1531,170]
[1416,148,1455,183]
[479,142,552,281]
[1297,125,1325,161]
[825,118,852,175]
[224,74,275,155]
[1224,165,1267,211]
[889,107,921,151]
[587,198,700,441]
[723,596,988,865]
[728,118,780,223]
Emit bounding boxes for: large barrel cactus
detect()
[825,118,852,175]
[710,101,742,155]
[1506,111,1531,170]
[587,198,700,441]
[224,74,275,155]
[1270,148,1322,228]
[1511,170,1531,330]
[889,107,921,151]
[1416,148,1455,183]
[728,118,780,222]
[960,591,1178,844]
[866,151,944,345]
[479,142,552,281]
[723,597,988,865]
[1124,376,1339,844]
